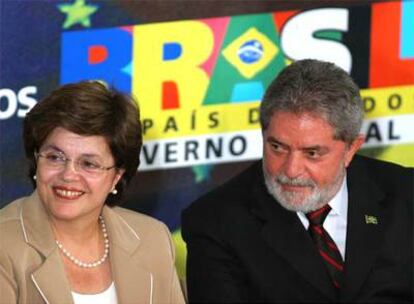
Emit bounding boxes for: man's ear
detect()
[344,134,365,167]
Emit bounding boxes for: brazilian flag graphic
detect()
[204,13,287,105]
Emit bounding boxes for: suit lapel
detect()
[110,246,153,304]
[22,192,74,303]
[251,171,337,300]
[31,250,74,304]
[103,207,153,304]
[22,193,154,303]
[340,158,386,301]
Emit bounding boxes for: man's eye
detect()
[271,143,281,151]
[306,150,319,158]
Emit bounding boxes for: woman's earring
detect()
[111,189,118,195]
[33,175,37,180]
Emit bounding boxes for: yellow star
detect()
[58,0,99,29]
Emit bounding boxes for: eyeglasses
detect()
[35,151,116,176]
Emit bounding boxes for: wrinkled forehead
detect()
[40,127,113,159]
[269,110,332,128]
[265,111,339,144]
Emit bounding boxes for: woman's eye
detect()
[46,153,65,162]
[81,160,100,169]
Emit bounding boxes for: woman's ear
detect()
[112,169,125,190]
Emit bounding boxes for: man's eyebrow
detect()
[266,138,330,153]
[266,137,289,149]
[302,145,329,153]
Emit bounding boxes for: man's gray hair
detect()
[260,59,364,143]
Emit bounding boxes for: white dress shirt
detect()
[297,176,348,260]
[72,281,118,304]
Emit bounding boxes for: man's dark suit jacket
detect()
[182,155,413,303]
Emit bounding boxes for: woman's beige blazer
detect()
[0,191,185,304]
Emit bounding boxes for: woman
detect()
[0,81,185,304]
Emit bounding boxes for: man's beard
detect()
[263,162,345,213]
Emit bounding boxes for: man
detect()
[182,59,413,303]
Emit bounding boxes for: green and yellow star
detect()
[58,0,99,29]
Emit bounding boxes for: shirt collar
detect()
[329,174,348,219]
[297,174,348,226]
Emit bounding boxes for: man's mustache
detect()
[275,174,316,188]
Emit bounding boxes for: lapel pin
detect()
[365,215,378,225]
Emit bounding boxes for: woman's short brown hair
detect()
[23,81,142,206]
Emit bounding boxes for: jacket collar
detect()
[20,191,153,304]
[250,165,337,300]
[340,155,386,302]
[21,191,74,303]
[102,207,154,304]
[250,156,387,301]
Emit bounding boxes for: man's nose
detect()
[283,153,305,179]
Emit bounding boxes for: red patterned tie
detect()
[306,205,344,289]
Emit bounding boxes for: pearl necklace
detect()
[55,216,109,268]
